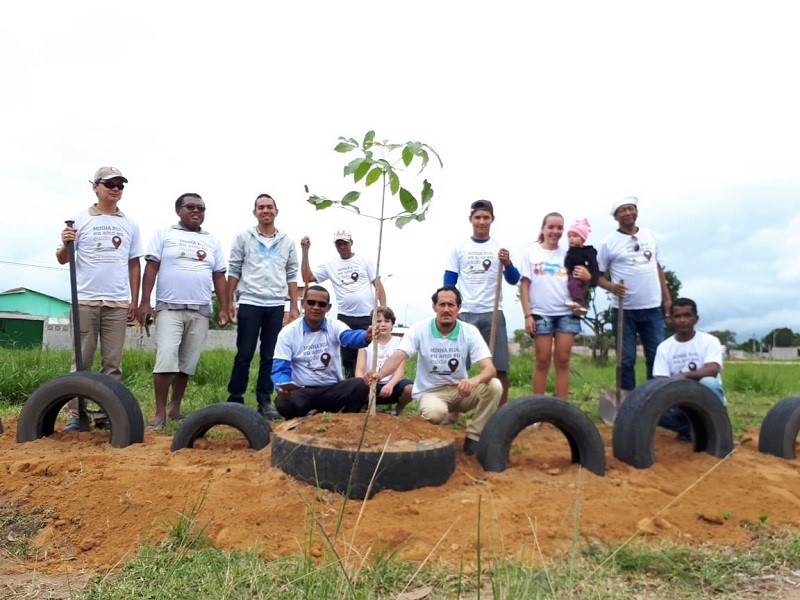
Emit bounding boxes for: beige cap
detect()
[333,229,353,242]
[93,166,128,183]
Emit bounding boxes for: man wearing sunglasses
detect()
[300,230,386,379]
[271,285,374,418]
[597,197,672,393]
[137,193,229,429]
[56,166,143,432]
[225,194,299,420]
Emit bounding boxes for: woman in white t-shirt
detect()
[520,212,591,399]
[355,307,413,415]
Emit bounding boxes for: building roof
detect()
[0,287,69,303]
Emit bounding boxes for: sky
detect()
[1,1,799,345]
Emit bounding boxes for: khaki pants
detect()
[418,378,502,441]
[67,305,128,417]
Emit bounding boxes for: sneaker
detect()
[258,404,281,421]
[463,437,479,456]
[63,417,81,432]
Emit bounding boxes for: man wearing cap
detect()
[443,199,519,407]
[300,230,386,378]
[224,193,299,420]
[56,166,143,432]
[597,197,671,392]
[137,193,229,429]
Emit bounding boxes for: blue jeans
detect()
[611,307,664,391]
[658,377,728,438]
[227,304,284,409]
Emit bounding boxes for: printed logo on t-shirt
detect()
[688,362,697,371]
[321,352,331,367]
[533,261,566,277]
[196,249,207,261]
[482,259,491,271]
[427,345,464,376]
[111,236,122,249]
[350,272,359,282]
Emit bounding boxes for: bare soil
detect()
[1,412,799,591]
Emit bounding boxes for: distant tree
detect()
[737,337,766,353]
[709,330,737,346]
[761,327,796,350]
[512,328,533,351]
[663,268,681,303]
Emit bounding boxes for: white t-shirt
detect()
[653,331,723,386]
[146,225,226,306]
[273,318,349,386]
[446,237,507,313]
[364,335,404,384]
[399,318,491,399]
[597,227,662,310]
[71,207,144,301]
[313,254,377,316]
[520,243,570,316]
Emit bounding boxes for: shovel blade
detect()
[598,389,628,426]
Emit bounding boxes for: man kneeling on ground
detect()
[654,297,727,441]
[365,285,501,456]
[271,285,374,418]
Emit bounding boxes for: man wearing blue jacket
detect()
[272,285,373,418]
[226,194,299,419]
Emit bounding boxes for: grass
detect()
[1,347,799,598]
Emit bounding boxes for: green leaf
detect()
[304,184,310,193]
[418,149,430,172]
[334,141,357,153]
[421,179,434,204]
[389,172,400,195]
[362,130,375,149]
[376,159,393,174]
[395,214,415,228]
[341,191,360,205]
[365,167,383,186]
[402,146,413,167]
[399,187,418,212]
[353,160,371,183]
[307,195,334,210]
[343,158,366,177]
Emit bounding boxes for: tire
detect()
[16,372,144,448]
[758,396,800,459]
[612,378,733,469]
[270,425,456,500]
[476,395,605,476]
[170,403,271,451]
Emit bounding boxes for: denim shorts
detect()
[533,313,582,335]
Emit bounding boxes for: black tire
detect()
[758,396,800,460]
[16,372,144,448]
[270,425,456,500]
[476,395,605,476]
[612,378,733,469]
[170,403,271,451]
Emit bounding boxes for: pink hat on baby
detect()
[568,218,591,241]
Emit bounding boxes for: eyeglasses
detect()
[98,180,125,190]
[305,299,329,307]
[181,204,206,212]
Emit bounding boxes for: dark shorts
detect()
[458,311,510,371]
[376,379,413,405]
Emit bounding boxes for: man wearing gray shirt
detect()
[226,194,299,419]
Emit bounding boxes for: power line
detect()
[0,258,67,272]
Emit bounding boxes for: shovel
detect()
[599,280,625,425]
[65,220,91,432]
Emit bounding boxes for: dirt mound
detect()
[1,414,799,577]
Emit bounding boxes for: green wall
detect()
[0,318,44,348]
[0,289,70,319]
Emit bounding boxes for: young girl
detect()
[563,218,598,316]
[355,306,413,415]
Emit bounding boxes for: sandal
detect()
[168,412,186,421]
[146,418,166,430]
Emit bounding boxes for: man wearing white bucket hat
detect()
[597,197,671,392]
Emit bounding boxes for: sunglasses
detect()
[305,299,329,307]
[181,203,206,212]
[629,235,640,252]
[98,180,125,190]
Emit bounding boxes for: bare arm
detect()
[456,356,496,397]
[520,277,535,336]
[355,347,368,378]
[300,236,317,284]
[675,362,720,381]
[226,275,240,322]
[373,277,387,307]
[128,257,141,322]
[213,271,229,327]
[657,264,672,314]
[136,260,159,325]
[370,349,409,383]
[286,281,300,323]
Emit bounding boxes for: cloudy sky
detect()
[1,1,798,344]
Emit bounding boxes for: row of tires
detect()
[8,373,800,495]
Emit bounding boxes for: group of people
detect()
[57,166,725,449]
